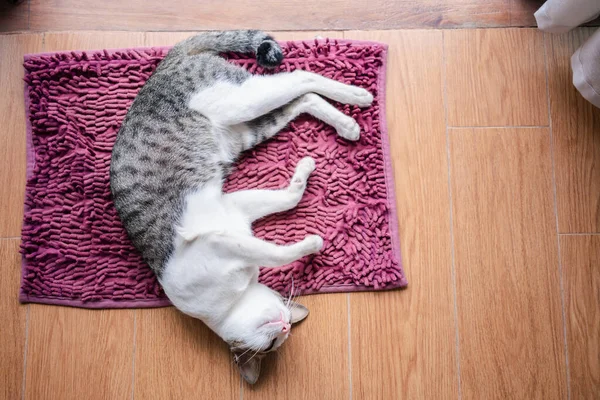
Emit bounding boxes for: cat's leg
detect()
[214,233,323,267]
[189,70,373,126]
[245,93,361,143]
[224,156,315,221]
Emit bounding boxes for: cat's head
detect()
[221,284,308,384]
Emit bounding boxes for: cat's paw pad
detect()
[336,117,361,141]
[256,40,284,68]
[304,235,324,253]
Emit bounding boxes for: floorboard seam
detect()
[442,30,462,400]
[21,305,30,400]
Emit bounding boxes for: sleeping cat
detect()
[110,30,373,384]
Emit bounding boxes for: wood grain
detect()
[12,0,600,32]
[450,127,566,399]
[29,0,511,31]
[244,294,349,400]
[0,34,43,237]
[560,235,600,398]
[268,31,342,42]
[24,306,134,400]
[509,0,544,27]
[546,29,600,233]
[347,30,458,399]
[0,0,29,32]
[44,31,145,51]
[134,307,239,399]
[0,239,27,400]
[444,29,548,127]
[145,32,198,48]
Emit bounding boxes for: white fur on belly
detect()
[161,179,255,326]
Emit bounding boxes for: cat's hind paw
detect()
[303,235,324,253]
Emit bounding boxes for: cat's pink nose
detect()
[282,323,290,333]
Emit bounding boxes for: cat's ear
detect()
[232,350,264,385]
[289,301,309,324]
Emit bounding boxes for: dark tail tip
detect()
[256,40,284,68]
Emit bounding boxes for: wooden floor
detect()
[0,0,582,32]
[2,26,600,399]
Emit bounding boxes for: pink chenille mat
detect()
[19,39,407,308]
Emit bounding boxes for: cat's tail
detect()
[171,30,284,68]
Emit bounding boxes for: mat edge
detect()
[376,44,408,289]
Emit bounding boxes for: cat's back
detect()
[110,50,248,274]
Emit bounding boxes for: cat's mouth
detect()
[261,311,291,333]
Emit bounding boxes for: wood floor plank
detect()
[244,294,349,400]
[444,28,548,127]
[347,30,458,399]
[546,29,600,233]
[0,239,28,400]
[0,1,29,32]
[560,235,600,398]
[29,0,510,31]
[134,307,239,399]
[24,306,134,400]
[0,34,43,237]
[450,127,566,399]
[44,31,145,51]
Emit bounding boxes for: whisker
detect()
[236,346,254,359]
[286,277,295,309]
[231,335,265,366]
[290,286,301,312]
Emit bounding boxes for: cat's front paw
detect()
[336,117,361,141]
